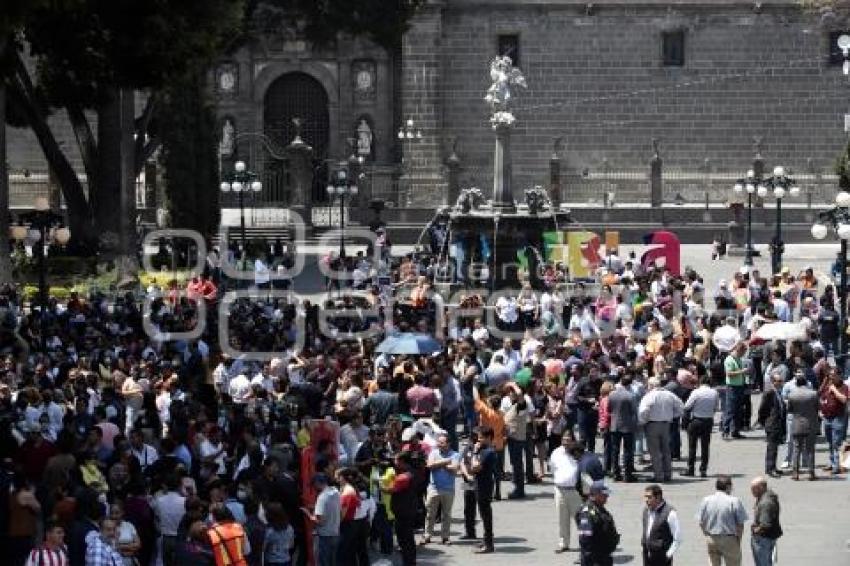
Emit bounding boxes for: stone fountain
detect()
[445,56,572,289]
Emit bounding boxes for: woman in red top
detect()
[819,368,849,475]
[335,468,362,566]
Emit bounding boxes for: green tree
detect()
[4,0,243,254]
[160,70,221,239]
[246,0,426,49]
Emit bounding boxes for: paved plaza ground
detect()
[406,410,850,565]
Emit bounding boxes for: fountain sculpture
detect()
[442,56,572,289]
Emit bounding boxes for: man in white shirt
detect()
[642,484,682,565]
[549,435,582,553]
[130,429,159,473]
[228,373,252,404]
[199,426,228,476]
[153,476,186,564]
[495,295,519,329]
[696,475,748,566]
[491,338,521,376]
[639,377,684,483]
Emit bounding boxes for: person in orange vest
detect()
[207,504,251,566]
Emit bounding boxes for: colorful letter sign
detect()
[640,231,681,276]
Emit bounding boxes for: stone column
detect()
[400,0,447,207]
[492,123,515,212]
[446,140,461,206]
[549,139,562,207]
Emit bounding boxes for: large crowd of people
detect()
[0,240,847,566]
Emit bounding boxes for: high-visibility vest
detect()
[207,522,248,566]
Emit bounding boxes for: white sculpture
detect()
[484,56,527,124]
[357,119,372,158]
[219,119,235,156]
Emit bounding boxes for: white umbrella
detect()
[712,325,741,352]
[755,322,807,342]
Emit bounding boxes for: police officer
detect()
[576,480,620,566]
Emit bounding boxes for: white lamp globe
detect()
[34,196,50,212]
[11,225,28,241]
[397,130,405,140]
[757,185,768,198]
[838,223,850,240]
[220,182,231,192]
[811,223,828,240]
[231,181,243,192]
[28,228,41,242]
[54,227,71,245]
[734,183,743,193]
[234,161,246,173]
[773,165,785,178]
[746,169,755,180]
[251,181,262,192]
[339,170,347,181]
[326,185,334,196]
[837,191,850,208]
[773,187,785,199]
[745,183,755,193]
[350,185,359,195]
[789,186,801,198]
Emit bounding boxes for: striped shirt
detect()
[25,546,69,566]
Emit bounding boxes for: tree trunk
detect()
[119,87,139,277]
[6,75,95,253]
[95,89,122,250]
[0,54,13,284]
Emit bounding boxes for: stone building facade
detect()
[8,1,850,212]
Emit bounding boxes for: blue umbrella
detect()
[375,332,443,355]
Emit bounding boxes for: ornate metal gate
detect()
[263,72,330,204]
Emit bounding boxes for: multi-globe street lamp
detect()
[758,165,800,275]
[220,160,262,252]
[733,169,759,266]
[326,167,359,258]
[10,196,71,353]
[811,191,850,361]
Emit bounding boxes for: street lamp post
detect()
[732,169,760,265]
[11,196,71,353]
[398,119,422,206]
[811,190,850,363]
[759,165,800,275]
[326,166,359,258]
[220,160,262,252]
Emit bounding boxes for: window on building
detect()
[662,30,685,67]
[498,34,520,67]
[828,30,850,65]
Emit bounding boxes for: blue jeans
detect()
[751,534,776,566]
[823,416,848,472]
[314,535,339,566]
[722,385,745,435]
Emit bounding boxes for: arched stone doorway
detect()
[263,72,330,203]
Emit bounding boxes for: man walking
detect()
[607,374,639,482]
[818,367,848,475]
[470,426,499,554]
[641,484,682,566]
[722,343,749,440]
[756,372,786,478]
[549,434,582,553]
[502,382,530,499]
[576,480,620,566]
[421,432,459,545]
[750,477,782,566]
[683,376,719,477]
[639,377,684,483]
[303,473,341,566]
[786,372,819,481]
[696,475,748,566]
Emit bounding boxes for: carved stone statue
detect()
[219,119,235,156]
[357,119,372,158]
[484,56,527,117]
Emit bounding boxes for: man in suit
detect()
[786,372,819,481]
[607,374,639,482]
[757,371,787,478]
